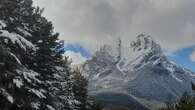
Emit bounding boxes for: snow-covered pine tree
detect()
[72,69,88,110]
[0,0,89,110]
[0,0,47,109]
[22,8,77,109]
[0,0,34,33]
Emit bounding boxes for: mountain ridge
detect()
[81,34,195,110]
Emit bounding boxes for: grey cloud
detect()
[33,0,195,52]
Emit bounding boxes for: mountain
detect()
[81,34,195,110]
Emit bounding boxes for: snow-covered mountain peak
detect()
[130,34,161,54]
[82,34,195,110]
[125,34,166,70]
[81,34,195,110]
[93,45,116,63]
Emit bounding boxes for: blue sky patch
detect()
[61,43,91,58]
[167,46,195,72]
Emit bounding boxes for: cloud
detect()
[63,51,87,65]
[164,51,176,57]
[190,51,195,62]
[33,0,195,53]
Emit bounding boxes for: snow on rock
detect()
[0,30,35,50]
[170,72,183,83]
[116,59,126,76]
[0,88,14,103]
[166,65,183,83]
[130,34,161,53]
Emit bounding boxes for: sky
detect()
[168,46,195,72]
[33,0,195,71]
[61,44,91,65]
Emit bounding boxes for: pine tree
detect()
[25,12,67,110]
[159,93,195,110]
[0,1,37,109]
[72,69,88,110]
[0,0,92,109]
[0,0,34,33]
[0,0,60,109]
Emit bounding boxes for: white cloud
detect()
[190,51,195,62]
[63,51,87,65]
[33,0,195,53]
[164,51,176,57]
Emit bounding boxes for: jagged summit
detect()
[92,45,116,63]
[130,34,162,54]
[123,34,166,71]
[92,34,163,64]
[82,34,195,110]
[94,45,113,58]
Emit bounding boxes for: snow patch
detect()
[31,102,40,109]
[38,40,43,43]
[16,69,42,84]
[116,59,126,76]
[153,58,161,65]
[29,89,46,99]
[54,66,64,72]
[0,20,6,29]
[13,78,24,88]
[46,105,56,110]
[167,66,183,82]
[9,52,22,65]
[16,27,32,37]
[7,95,14,104]
[0,30,35,50]
[0,88,14,103]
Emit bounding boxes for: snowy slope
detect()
[82,34,195,109]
